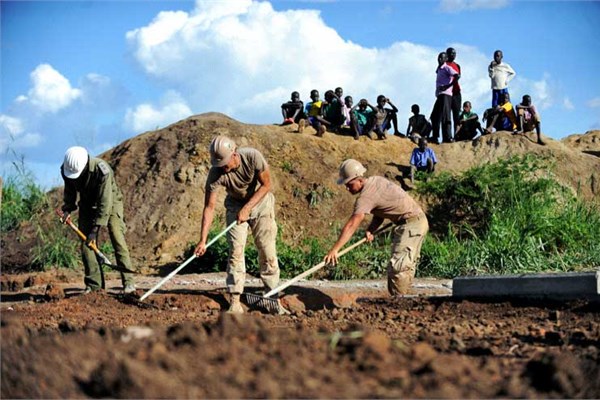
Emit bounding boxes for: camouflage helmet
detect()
[209,136,236,167]
[337,159,366,185]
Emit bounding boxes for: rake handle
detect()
[139,221,237,302]
[263,223,394,298]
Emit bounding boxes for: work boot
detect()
[123,283,136,294]
[227,294,244,314]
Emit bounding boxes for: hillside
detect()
[4,113,600,270]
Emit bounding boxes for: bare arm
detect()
[194,189,218,256]
[323,213,365,265]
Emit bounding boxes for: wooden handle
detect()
[263,223,394,298]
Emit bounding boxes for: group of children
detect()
[281,50,544,146]
[281,88,402,140]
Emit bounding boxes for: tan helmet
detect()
[62,146,89,179]
[209,136,236,167]
[337,159,366,185]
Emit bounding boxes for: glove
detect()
[86,225,101,247]
[60,211,71,224]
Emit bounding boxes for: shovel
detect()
[55,208,136,274]
[139,221,237,302]
[245,222,394,313]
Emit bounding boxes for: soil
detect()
[2,271,599,398]
[2,115,599,398]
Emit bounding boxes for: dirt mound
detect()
[4,113,600,270]
[2,293,599,398]
[561,130,600,157]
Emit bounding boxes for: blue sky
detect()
[2,0,599,189]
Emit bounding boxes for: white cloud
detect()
[124,91,192,133]
[439,0,509,13]
[24,64,82,113]
[587,97,600,108]
[563,97,574,110]
[128,1,501,124]
[0,114,43,153]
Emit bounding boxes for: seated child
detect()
[281,91,304,125]
[350,99,375,140]
[406,104,432,143]
[373,95,401,139]
[342,95,353,129]
[455,101,484,141]
[483,92,517,134]
[516,94,544,145]
[299,89,326,137]
[322,90,345,132]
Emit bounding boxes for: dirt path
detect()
[1,271,599,398]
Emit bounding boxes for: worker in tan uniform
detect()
[194,136,280,314]
[324,159,429,295]
[60,146,136,294]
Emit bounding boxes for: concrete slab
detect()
[453,271,600,300]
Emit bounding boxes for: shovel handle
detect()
[263,222,394,298]
[55,208,112,265]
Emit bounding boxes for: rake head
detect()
[244,293,290,315]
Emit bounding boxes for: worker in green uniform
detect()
[60,146,136,294]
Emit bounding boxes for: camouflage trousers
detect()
[79,201,135,290]
[387,213,429,296]
[225,193,280,295]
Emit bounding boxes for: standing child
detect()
[431,51,459,144]
[488,50,516,107]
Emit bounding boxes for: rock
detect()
[44,283,65,301]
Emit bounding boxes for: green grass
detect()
[416,155,600,277]
[6,153,600,278]
[191,155,600,280]
[2,157,80,270]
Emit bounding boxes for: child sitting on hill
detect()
[483,92,517,134]
[350,99,375,140]
[299,89,326,137]
[455,101,484,141]
[406,104,432,143]
[372,95,401,139]
[516,94,545,145]
[281,91,304,125]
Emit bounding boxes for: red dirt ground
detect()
[1,271,599,398]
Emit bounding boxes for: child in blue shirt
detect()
[410,137,438,183]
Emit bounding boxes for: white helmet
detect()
[62,146,89,179]
[337,159,367,185]
[209,136,236,167]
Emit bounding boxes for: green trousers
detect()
[79,201,134,290]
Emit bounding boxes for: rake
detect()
[56,208,136,274]
[245,223,394,313]
[139,221,236,302]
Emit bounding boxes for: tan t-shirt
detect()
[206,148,268,208]
[353,176,423,222]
